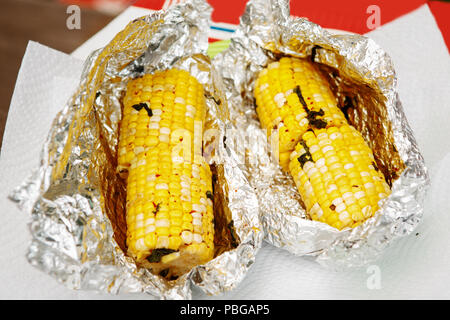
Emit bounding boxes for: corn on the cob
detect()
[118,69,214,278]
[289,125,391,230]
[254,57,347,171]
[254,56,391,230]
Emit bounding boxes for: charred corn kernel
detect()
[120,69,215,276]
[289,125,391,230]
[254,56,347,171]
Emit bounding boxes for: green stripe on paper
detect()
[207,40,231,59]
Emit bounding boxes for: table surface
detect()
[0,0,117,151]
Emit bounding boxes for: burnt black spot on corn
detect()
[307,109,325,119]
[159,268,169,277]
[297,140,313,168]
[306,109,327,129]
[153,202,161,214]
[309,118,327,129]
[131,103,146,111]
[294,85,308,107]
[297,153,313,168]
[131,102,153,117]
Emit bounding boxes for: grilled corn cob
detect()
[254,56,391,230]
[289,126,390,230]
[254,56,347,171]
[118,69,214,278]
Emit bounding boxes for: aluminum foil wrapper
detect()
[9,0,262,299]
[213,0,429,269]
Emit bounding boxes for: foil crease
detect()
[213,0,429,269]
[9,0,262,299]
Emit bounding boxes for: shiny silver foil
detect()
[9,0,262,299]
[213,0,429,269]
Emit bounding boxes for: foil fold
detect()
[213,0,429,269]
[10,0,262,299]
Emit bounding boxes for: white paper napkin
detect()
[0,41,84,299]
[1,4,449,299]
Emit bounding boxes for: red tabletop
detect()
[134,0,450,51]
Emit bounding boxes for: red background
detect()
[134,0,450,51]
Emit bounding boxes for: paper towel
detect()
[1,4,449,299]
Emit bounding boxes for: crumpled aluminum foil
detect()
[9,0,262,299]
[213,0,429,269]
